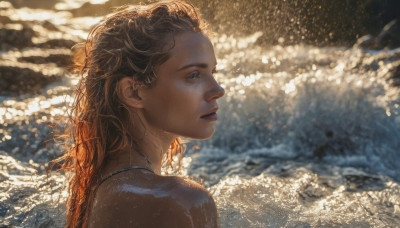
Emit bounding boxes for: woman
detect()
[62,0,225,227]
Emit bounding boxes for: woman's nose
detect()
[206,77,225,101]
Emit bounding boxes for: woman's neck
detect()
[133,129,174,174]
[102,110,176,175]
[103,130,175,175]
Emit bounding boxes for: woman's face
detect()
[140,32,225,139]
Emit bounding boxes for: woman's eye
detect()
[186,71,200,79]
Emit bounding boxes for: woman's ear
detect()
[118,77,144,108]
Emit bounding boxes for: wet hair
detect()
[60,1,207,227]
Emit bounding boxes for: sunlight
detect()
[284,81,296,94]
[90,0,108,3]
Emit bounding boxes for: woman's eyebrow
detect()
[177,62,217,71]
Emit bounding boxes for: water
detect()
[205,35,400,180]
[183,35,400,227]
[1,1,400,227]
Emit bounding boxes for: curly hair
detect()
[60,1,207,227]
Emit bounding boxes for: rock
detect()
[0,15,12,24]
[0,1,13,10]
[41,21,59,31]
[0,26,35,51]
[69,2,108,17]
[69,0,143,17]
[0,66,60,95]
[7,0,58,9]
[37,39,76,49]
[18,54,72,67]
[377,19,400,49]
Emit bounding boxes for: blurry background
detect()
[1,0,400,227]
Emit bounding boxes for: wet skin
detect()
[139,31,225,139]
[87,32,224,227]
[88,170,219,227]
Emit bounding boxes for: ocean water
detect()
[1,1,400,227]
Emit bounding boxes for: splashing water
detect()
[205,33,400,176]
[184,33,400,227]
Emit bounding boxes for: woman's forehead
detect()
[164,32,216,68]
[172,32,211,49]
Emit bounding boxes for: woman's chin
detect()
[183,127,215,140]
[194,128,216,140]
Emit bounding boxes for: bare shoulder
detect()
[87,173,219,228]
[168,176,220,226]
[168,176,214,204]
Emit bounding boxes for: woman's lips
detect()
[200,112,218,121]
